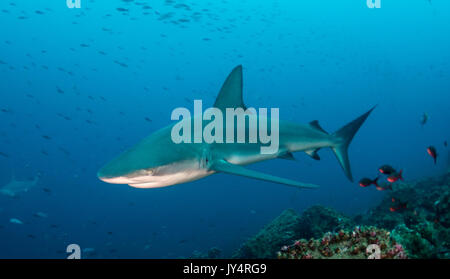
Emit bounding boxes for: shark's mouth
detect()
[99,168,213,188]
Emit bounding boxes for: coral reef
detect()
[358,171,450,258]
[232,171,450,259]
[232,206,353,259]
[277,226,407,259]
[232,209,302,259]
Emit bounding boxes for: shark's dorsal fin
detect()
[309,120,328,134]
[209,159,319,189]
[213,65,247,111]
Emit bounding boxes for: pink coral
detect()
[277,226,408,259]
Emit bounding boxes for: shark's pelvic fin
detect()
[213,65,247,111]
[209,160,319,189]
[278,151,296,161]
[331,105,377,182]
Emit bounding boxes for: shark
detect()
[0,174,39,197]
[98,65,375,189]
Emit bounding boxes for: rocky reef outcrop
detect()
[189,247,222,259]
[358,172,450,258]
[297,205,354,239]
[233,171,450,259]
[233,206,354,259]
[232,209,301,259]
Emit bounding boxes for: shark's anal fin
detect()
[278,151,295,161]
[305,149,321,160]
[209,160,319,189]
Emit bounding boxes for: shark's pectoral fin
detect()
[209,160,319,189]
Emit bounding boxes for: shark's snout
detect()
[97,160,160,186]
[97,173,116,184]
[97,174,131,184]
[97,162,131,184]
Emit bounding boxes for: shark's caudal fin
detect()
[213,65,247,111]
[331,106,376,182]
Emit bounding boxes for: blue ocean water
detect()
[0,0,449,259]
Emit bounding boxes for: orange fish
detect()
[359,177,379,188]
[376,184,392,191]
[427,146,437,164]
[390,198,407,212]
[379,164,396,175]
[387,170,403,183]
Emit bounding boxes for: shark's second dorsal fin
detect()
[213,65,247,111]
[309,120,328,134]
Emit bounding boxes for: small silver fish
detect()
[9,218,23,225]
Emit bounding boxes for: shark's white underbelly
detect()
[225,152,278,165]
[102,167,214,189]
[129,169,213,188]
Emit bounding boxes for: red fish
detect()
[375,184,392,191]
[387,170,403,183]
[390,197,407,212]
[390,202,407,212]
[359,177,379,188]
[427,146,437,164]
[379,164,396,175]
